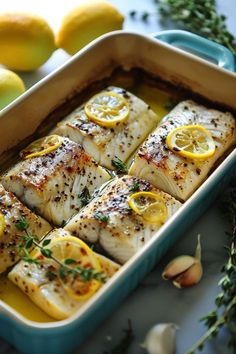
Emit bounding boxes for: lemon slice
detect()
[167,125,215,159]
[37,236,102,301]
[20,135,64,159]
[0,212,6,237]
[128,191,167,225]
[85,91,129,127]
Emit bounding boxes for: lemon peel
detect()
[20,135,64,159]
[0,213,6,237]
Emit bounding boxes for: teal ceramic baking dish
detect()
[0,30,235,354]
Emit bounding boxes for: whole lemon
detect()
[56,0,124,55]
[0,68,25,110]
[0,13,55,71]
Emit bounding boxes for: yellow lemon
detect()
[128,192,168,225]
[56,0,124,55]
[0,68,25,110]
[32,236,102,301]
[0,212,6,237]
[0,12,56,71]
[85,91,129,126]
[20,135,64,159]
[166,125,215,160]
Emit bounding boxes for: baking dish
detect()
[0,30,235,354]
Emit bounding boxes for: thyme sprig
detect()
[16,217,107,284]
[129,181,140,193]
[111,157,128,174]
[130,0,236,56]
[185,187,236,354]
[94,211,110,223]
[78,186,91,207]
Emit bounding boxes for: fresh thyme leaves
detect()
[17,217,107,286]
[103,319,135,354]
[94,211,110,223]
[78,187,91,207]
[42,239,51,247]
[185,187,236,354]
[130,0,236,56]
[111,157,128,174]
[129,181,140,193]
[16,217,29,231]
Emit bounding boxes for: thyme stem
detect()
[186,187,236,353]
[185,298,236,354]
[16,217,107,283]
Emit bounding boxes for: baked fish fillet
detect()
[129,100,236,201]
[65,176,182,264]
[8,229,120,320]
[1,137,110,226]
[0,183,51,273]
[54,86,158,169]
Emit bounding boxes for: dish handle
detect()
[152,29,235,72]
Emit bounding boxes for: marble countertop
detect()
[0,1,235,353]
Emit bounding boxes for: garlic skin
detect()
[173,261,203,288]
[162,235,202,288]
[143,323,178,354]
[162,255,195,280]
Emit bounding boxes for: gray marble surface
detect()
[0,0,235,353]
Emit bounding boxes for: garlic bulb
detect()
[162,235,202,288]
[143,323,178,354]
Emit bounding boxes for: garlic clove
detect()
[143,323,178,354]
[162,235,203,288]
[162,255,195,280]
[173,260,203,288]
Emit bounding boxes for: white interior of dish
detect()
[0,30,235,329]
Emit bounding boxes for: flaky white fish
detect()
[65,176,181,264]
[129,100,236,201]
[0,183,51,273]
[8,229,120,320]
[54,86,158,169]
[1,137,110,226]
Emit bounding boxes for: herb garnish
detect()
[129,181,140,193]
[16,217,29,231]
[111,157,128,174]
[94,212,110,223]
[185,187,236,353]
[61,219,66,227]
[103,319,135,354]
[16,217,107,284]
[78,186,91,207]
[130,0,236,56]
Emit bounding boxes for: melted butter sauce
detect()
[111,74,173,120]
[134,83,171,120]
[0,78,174,323]
[0,275,54,322]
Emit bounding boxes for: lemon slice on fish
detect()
[167,125,215,159]
[128,191,167,225]
[39,236,102,301]
[0,213,6,237]
[20,135,64,159]
[85,91,129,127]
